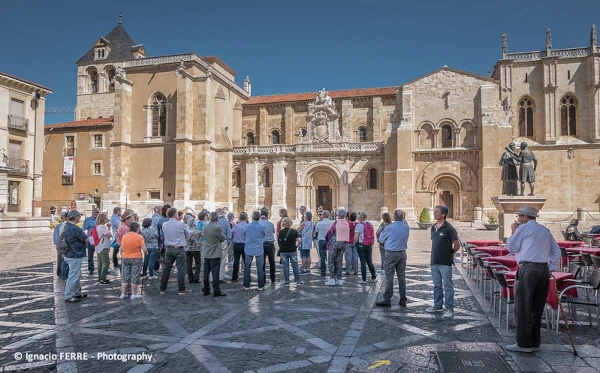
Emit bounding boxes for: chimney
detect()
[591,25,597,54]
[244,76,251,96]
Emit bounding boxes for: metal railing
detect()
[8,115,29,131]
[7,202,20,213]
[6,158,29,174]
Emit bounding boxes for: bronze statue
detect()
[517,142,537,196]
[499,142,519,195]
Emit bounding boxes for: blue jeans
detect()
[143,248,158,277]
[280,252,300,283]
[60,257,69,281]
[431,264,454,311]
[64,257,83,300]
[345,243,358,273]
[244,253,265,288]
[318,240,327,275]
[87,243,95,273]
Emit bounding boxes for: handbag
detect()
[278,228,292,256]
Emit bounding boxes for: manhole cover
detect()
[436,351,513,373]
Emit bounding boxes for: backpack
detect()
[89,227,100,247]
[325,221,338,250]
[57,230,69,255]
[362,222,375,246]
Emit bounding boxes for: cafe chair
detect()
[556,269,600,331]
[591,255,600,270]
[494,271,515,330]
[581,253,594,280]
[560,246,583,272]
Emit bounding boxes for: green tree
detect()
[419,208,430,223]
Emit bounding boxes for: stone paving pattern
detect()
[0,222,599,372]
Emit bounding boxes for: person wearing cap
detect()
[82,208,100,275]
[53,211,69,278]
[259,208,277,284]
[63,210,90,302]
[160,207,191,294]
[505,205,560,353]
[216,208,232,282]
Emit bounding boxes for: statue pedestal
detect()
[491,196,547,241]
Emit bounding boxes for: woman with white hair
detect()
[325,208,350,286]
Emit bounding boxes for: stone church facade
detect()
[43,21,600,220]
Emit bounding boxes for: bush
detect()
[419,208,430,223]
[487,211,498,224]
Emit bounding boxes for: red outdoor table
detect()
[487,255,518,271]
[588,234,600,239]
[503,271,577,309]
[466,240,504,247]
[565,246,600,256]
[556,241,586,248]
[473,246,509,257]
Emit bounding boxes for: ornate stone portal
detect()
[302,88,342,143]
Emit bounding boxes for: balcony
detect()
[4,158,29,175]
[8,115,29,132]
[7,202,20,213]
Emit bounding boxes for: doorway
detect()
[317,186,332,212]
[439,191,454,219]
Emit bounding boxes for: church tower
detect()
[74,13,146,121]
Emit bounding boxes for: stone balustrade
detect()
[233,142,384,155]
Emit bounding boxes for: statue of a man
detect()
[518,142,537,196]
[499,142,519,195]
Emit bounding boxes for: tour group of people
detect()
[53,203,461,317]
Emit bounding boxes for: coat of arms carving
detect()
[302,88,342,143]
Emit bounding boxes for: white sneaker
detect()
[119,294,128,299]
[257,287,265,291]
[357,279,367,284]
[243,287,250,291]
[443,310,454,318]
[223,274,231,280]
[131,294,142,300]
[425,307,443,313]
[148,275,158,280]
[336,279,344,285]
[325,278,336,286]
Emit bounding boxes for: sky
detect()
[1,0,599,125]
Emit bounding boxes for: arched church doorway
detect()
[435,178,460,219]
[309,168,339,213]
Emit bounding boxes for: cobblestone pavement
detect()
[0,223,599,372]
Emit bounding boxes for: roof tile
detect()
[245,86,397,105]
[44,118,114,132]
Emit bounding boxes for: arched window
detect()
[518,97,534,138]
[419,123,434,149]
[106,67,116,93]
[441,124,453,148]
[359,127,367,142]
[246,132,255,145]
[263,168,271,187]
[88,68,98,93]
[560,95,577,136]
[368,168,378,189]
[271,130,280,145]
[151,93,167,137]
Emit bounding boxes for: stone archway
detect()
[433,177,461,219]
[300,165,343,214]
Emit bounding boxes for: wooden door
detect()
[317,186,332,212]
[439,191,454,219]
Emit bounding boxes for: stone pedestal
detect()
[491,196,547,241]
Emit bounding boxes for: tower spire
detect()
[118,11,122,25]
[502,33,508,58]
[591,24,597,52]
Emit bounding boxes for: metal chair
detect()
[581,253,594,280]
[560,246,583,271]
[567,263,582,280]
[494,271,515,330]
[556,269,600,331]
[591,255,600,270]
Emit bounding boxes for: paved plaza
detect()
[0,222,599,372]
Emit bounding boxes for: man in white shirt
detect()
[505,205,560,353]
[160,208,191,294]
[315,210,333,277]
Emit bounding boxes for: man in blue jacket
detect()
[63,210,90,302]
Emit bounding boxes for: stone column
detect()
[395,90,415,219]
[259,107,267,145]
[542,57,559,143]
[588,55,600,142]
[244,158,259,212]
[271,158,287,213]
[341,99,352,141]
[453,128,462,148]
[232,100,243,147]
[174,70,194,207]
[432,129,440,148]
[284,104,294,144]
[479,84,505,211]
[372,96,382,141]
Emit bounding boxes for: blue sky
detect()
[1,0,598,124]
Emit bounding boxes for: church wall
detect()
[347,157,384,219]
[529,145,600,215]
[128,145,177,207]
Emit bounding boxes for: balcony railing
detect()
[233,142,384,155]
[5,158,29,174]
[8,115,29,131]
[7,202,20,213]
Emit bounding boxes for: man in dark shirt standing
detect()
[63,210,90,302]
[426,205,460,318]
